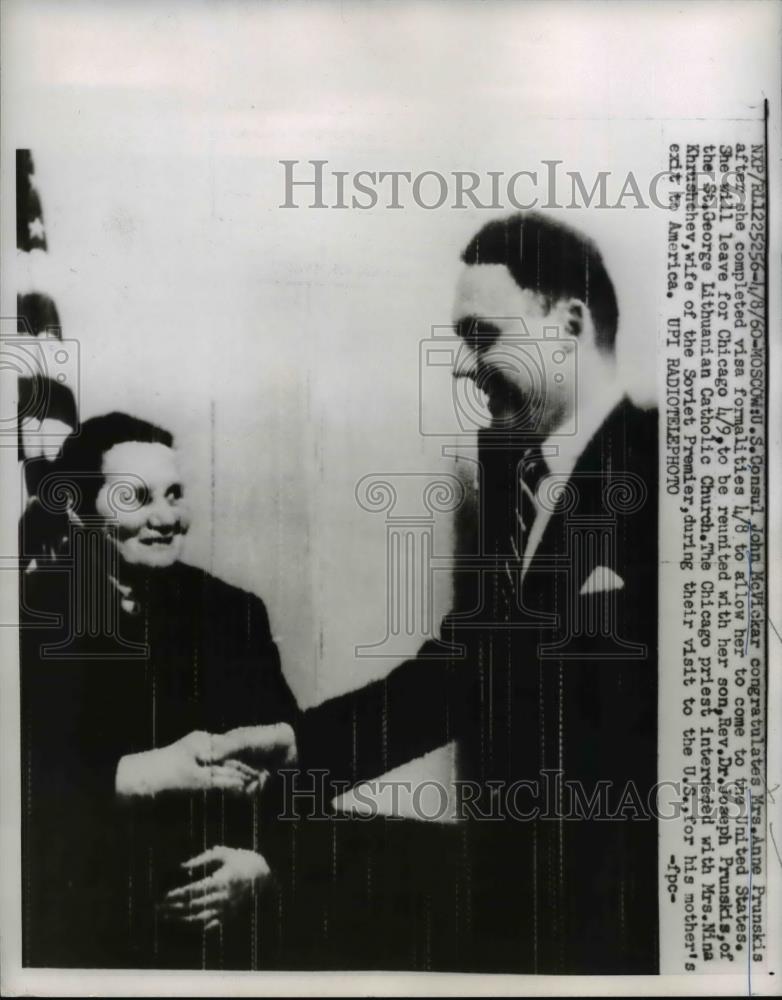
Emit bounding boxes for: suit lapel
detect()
[520,396,633,606]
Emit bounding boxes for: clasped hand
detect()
[115,723,297,799]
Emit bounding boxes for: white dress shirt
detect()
[520,383,624,581]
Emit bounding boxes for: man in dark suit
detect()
[231,213,659,973]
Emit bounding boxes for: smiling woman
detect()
[58,412,188,570]
[95,438,190,569]
[19,413,300,969]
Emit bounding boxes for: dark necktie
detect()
[516,445,548,557]
[501,445,549,606]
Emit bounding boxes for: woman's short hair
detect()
[54,412,174,516]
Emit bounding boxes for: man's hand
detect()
[157,846,271,930]
[208,722,298,774]
[115,730,261,800]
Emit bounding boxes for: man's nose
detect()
[452,344,478,379]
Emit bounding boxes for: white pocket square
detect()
[580,566,625,595]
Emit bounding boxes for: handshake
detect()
[115,722,298,800]
[113,723,298,931]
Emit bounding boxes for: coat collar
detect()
[542,383,625,480]
[521,395,644,598]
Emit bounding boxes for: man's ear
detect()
[564,298,587,339]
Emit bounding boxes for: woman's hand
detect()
[157,846,271,930]
[115,730,260,800]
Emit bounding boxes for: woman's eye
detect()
[166,484,183,502]
[134,486,150,507]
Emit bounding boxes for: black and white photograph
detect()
[1,1,780,996]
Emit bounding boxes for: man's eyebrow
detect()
[454,316,502,350]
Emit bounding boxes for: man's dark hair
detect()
[461,212,619,352]
[54,412,174,515]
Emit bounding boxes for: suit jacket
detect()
[297,397,659,973]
